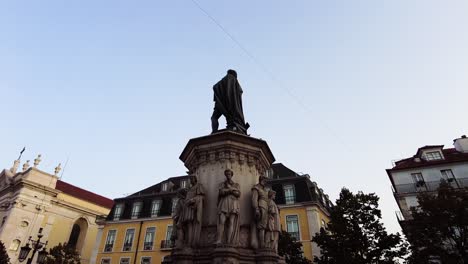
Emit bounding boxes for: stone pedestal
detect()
[165,131,284,263]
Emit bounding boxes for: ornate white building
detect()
[386,135,468,231]
[0,155,113,263]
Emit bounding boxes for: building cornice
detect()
[104,216,172,225]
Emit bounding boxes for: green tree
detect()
[0,240,10,264]
[44,243,81,264]
[313,188,407,264]
[278,230,313,264]
[407,182,468,264]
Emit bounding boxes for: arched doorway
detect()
[68,217,88,253]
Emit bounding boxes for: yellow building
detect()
[0,156,113,264]
[96,163,330,264]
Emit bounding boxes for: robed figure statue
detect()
[215,169,241,246]
[251,175,269,248]
[172,189,187,249]
[211,69,250,134]
[182,176,205,247]
[266,190,280,252]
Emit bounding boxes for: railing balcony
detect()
[393,178,468,194]
[104,243,113,252]
[160,240,174,249]
[151,210,160,217]
[143,242,154,250]
[288,231,300,241]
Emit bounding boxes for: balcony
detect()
[288,231,300,241]
[104,244,113,252]
[160,240,174,250]
[143,242,153,250]
[393,178,468,194]
[122,243,132,251]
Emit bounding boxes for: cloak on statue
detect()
[213,72,249,134]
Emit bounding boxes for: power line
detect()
[189,0,352,151]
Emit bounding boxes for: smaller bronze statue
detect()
[182,175,205,247]
[252,175,269,248]
[172,188,187,248]
[211,69,250,134]
[215,169,241,245]
[266,190,280,252]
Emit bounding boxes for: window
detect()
[283,185,295,204]
[180,180,188,189]
[411,173,425,186]
[104,230,116,252]
[144,227,156,250]
[120,258,130,264]
[123,229,135,251]
[131,201,142,219]
[162,225,174,249]
[166,225,173,241]
[286,215,300,240]
[114,203,124,220]
[68,224,81,248]
[425,151,442,161]
[441,169,455,181]
[151,200,161,217]
[9,239,20,251]
[141,257,151,264]
[172,198,178,214]
[101,259,111,264]
[161,182,168,192]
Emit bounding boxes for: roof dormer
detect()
[416,145,444,161]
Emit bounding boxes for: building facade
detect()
[0,156,113,263]
[386,135,468,233]
[96,163,331,264]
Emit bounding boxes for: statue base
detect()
[162,247,285,264]
[164,131,283,263]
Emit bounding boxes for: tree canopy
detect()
[406,182,468,264]
[313,188,407,264]
[0,240,10,264]
[44,243,81,264]
[278,230,313,264]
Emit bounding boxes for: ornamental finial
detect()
[33,154,42,167]
[54,163,62,176]
[22,160,30,171]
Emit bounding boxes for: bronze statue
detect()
[211,69,250,134]
[215,169,241,245]
[172,188,187,248]
[252,175,269,248]
[182,175,205,247]
[266,190,280,252]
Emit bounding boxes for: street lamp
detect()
[18,228,48,264]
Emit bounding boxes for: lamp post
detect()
[18,228,48,264]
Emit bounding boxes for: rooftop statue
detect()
[211,70,250,134]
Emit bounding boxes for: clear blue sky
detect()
[1,0,467,234]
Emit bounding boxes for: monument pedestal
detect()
[165,131,284,263]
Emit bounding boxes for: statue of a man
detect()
[211,69,250,134]
[266,190,280,252]
[252,175,269,248]
[182,175,205,247]
[215,169,241,245]
[172,188,187,248]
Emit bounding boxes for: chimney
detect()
[453,135,468,153]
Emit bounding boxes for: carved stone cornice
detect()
[180,131,275,174]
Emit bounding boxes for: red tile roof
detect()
[55,180,114,209]
[390,148,468,171]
